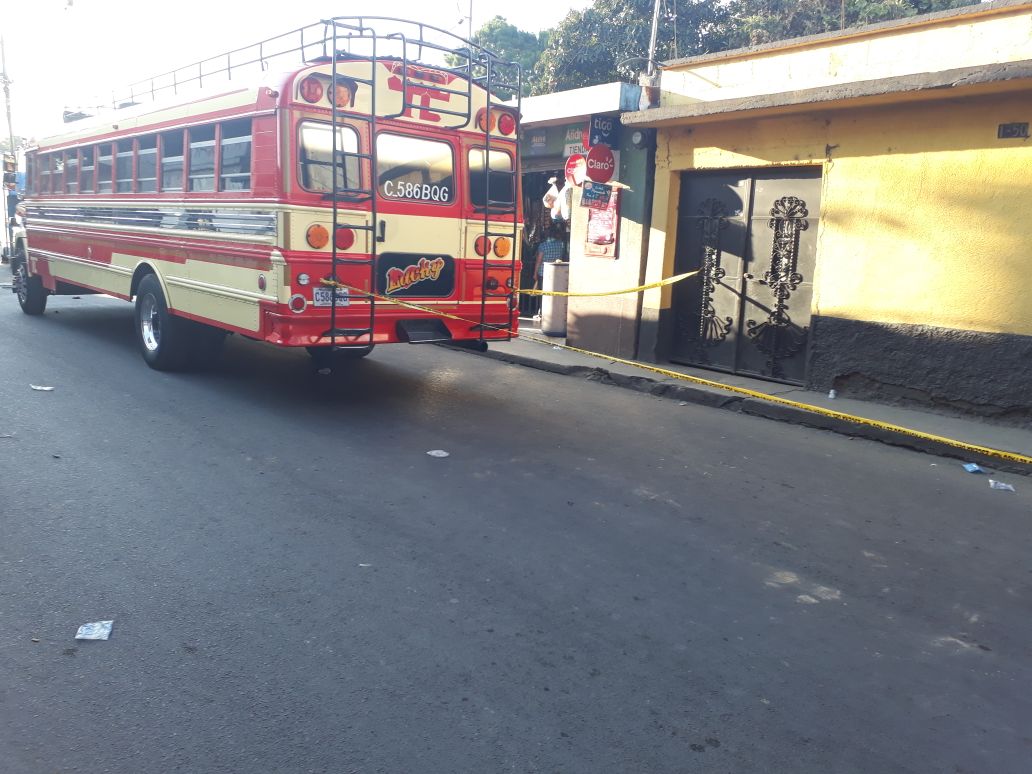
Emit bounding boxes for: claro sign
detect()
[585,143,616,184]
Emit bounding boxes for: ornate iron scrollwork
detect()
[745,195,809,379]
[680,197,733,360]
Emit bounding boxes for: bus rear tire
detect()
[134,273,192,371]
[14,254,48,316]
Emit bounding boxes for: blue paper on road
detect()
[962,463,983,473]
[75,621,114,640]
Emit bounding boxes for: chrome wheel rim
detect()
[140,294,161,352]
[14,264,28,305]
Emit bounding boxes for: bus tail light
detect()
[306,224,329,249]
[334,226,355,251]
[288,294,307,313]
[492,236,511,257]
[299,76,324,104]
[476,108,496,133]
[497,111,517,136]
[474,235,491,257]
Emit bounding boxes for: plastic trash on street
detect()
[962,463,983,473]
[426,450,450,458]
[75,621,114,640]
[30,385,55,392]
[988,480,1016,492]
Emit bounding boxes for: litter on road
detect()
[962,463,984,473]
[75,621,114,640]
[426,450,450,458]
[30,385,55,392]
[988,480,1016,492]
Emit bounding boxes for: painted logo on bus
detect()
[378,253,455,297]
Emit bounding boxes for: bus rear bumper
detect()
[261,304,518,347]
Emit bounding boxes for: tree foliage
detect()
[532,0,978,93]
[537,0,732,94]
[447,15,548,97]
[726,0,977,47]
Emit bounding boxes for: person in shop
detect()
[534,224,565,289]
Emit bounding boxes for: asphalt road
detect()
[1,288,1030,774]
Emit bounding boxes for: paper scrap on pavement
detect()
[75,621,114,640]
[426,450,450,458]
[988,480,1016,492]
[30,385,55,392]
[962,463,983,473]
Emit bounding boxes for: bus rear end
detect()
[264,40,522,357]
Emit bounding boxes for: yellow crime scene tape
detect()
[319,278,1032,468]
[519,270,699,296]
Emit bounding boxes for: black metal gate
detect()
[670,168,821,384]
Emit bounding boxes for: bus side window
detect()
[138,136,157,193]
[298,120,360,194]
[161,131,184,192]
[188,125,216,192]
[220,118,251,191]
[53,153,65,193]
[116,139,134,193]
[39,153,51,194]
[80,146,95,193]
[97,144,113,194]
[65,149,79,194]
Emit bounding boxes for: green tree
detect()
[534,0,978,94]
[537,0,733,93]
[448,16,548,97]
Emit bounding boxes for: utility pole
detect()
[647,0,661,77]
[1,36,15,256]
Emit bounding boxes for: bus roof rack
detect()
[90,17,521,115]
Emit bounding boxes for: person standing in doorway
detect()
[532,225,565,318]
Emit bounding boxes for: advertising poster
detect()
[585,188,620,258]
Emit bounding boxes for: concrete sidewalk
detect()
[451,322,1032,475]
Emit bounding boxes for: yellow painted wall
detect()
[662,3,1032,106]
[644,91,1032,336]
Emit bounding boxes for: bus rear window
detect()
[376,134,453,204]
[468,148,514,209]
[298,121,360,194]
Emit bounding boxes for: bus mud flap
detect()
[397,318,453,344]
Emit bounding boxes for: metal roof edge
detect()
[520,82,642,126]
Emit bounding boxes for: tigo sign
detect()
[588,114,620,147]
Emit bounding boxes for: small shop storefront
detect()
[519,82,656,357]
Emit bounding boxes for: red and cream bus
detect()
[14,18,522,369]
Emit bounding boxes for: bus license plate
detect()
[312,286,350,307]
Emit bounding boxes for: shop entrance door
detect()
[670,168,821,384]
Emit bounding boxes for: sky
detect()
[2,0,593,139]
